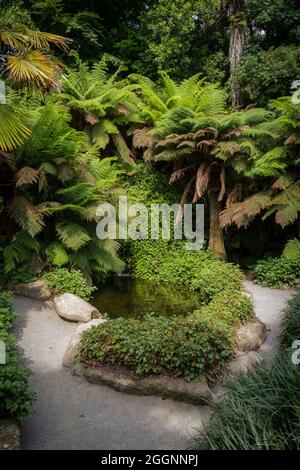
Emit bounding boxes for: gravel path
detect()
[13,281,293,450]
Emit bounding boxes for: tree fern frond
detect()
[283,239,300,260]
[46,241,69,266]
[56,222,91,251]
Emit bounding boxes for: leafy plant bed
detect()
[72,311,267,404]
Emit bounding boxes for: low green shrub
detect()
[253,256,300,288]
[196,292,253,327]
[195,290,300,450]
[0,292,34,419]
[43,268,96,300]
[79,314,235,381]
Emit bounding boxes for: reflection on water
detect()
[92,276,202,319]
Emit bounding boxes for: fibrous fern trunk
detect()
[208,190,227,260]
[229,0,246,108]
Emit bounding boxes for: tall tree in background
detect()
[224,0,246,108]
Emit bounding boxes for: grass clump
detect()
[43,268,96,300]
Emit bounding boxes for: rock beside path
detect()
[0,419,21,450]
[227,351,262,377]
[63,319,106,367]
[235,318,267,352]
[74,364,212,405]
[54,293,100,323]
[11,280,52,301]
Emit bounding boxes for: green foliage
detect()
[2,102,124,278]
[283,239,300,261]
[55,53,139,166]
[235,45,300,106]
[196,289,300,450]
[281,289,300,349]
[253,256,300,288]
[196,291,253,326]
[79,313,235,381]
[137,0,220,79]
[0,291,34,419]
[0,292,16,330]
[220,98,300,234]
[43,268,96,300]
[123,163,181,206]
[130,240,243,303]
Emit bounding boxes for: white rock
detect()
[63,319,106,367]
[53,293,100,323]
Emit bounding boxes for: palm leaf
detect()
[0,104,30,151]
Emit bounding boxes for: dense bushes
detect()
[0,292,34,419]
[195,289,300,450]
[253,256,300,288]
[79,314,235,381]
[43,268,96,300]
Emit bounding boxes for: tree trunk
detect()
[208,190,227,260]
[229,0,246,108]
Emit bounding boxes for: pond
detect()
[92,276,202,319]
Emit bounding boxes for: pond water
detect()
[92,276,202,319]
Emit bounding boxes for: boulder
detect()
[227,351,262,377]
[235,318,267,352]
[63,319,106,367]
[12,280,52,301]
[0,419,21,450]
[242,289,253,302]
[76,364,212,405]
[54,293,100,323]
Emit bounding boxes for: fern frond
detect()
[56,222,91,251]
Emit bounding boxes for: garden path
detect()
[13,281,293,450]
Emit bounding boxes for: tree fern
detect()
[283,239,300,261]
